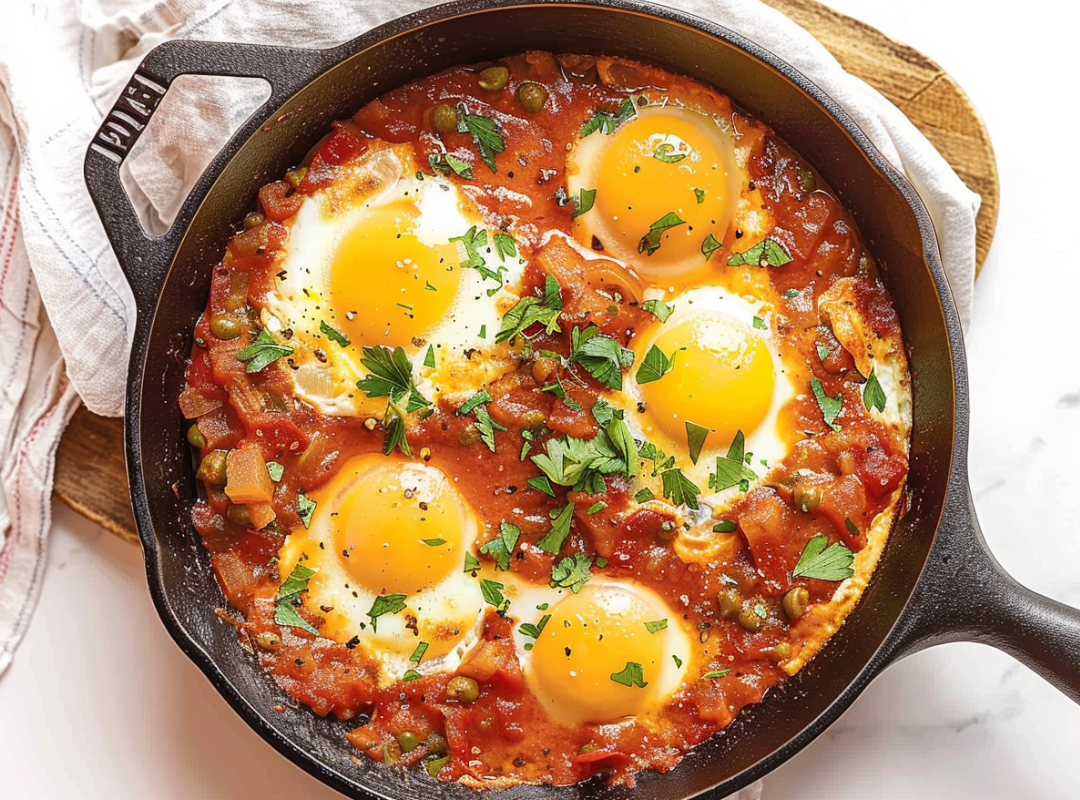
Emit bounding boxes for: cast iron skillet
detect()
[84,1,1080,797]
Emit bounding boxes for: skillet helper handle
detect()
[83,39,327,317]
[895,485,1080,703]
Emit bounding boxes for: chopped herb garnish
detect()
[527,475,556,497]
[459,390,493,416]
[403,669,422,681]
[753,316,766,330]
[661,468,701,509]
[426,756,450,776]
[579,98,637,137]
[457,108,505,172]
[319,320,351,347]
[587,501,608,515]
[610,661,648,688]
[845,518,860,537]
[424,345,436,368]
[792,533,855,581]
[641,299,674,323]
[708,431,758,492]
[713,519,737,533]
[450,225,489,270]
[536,503,576,554]
[572,187,596,218]
[480,578,510,615]
[638,211,686,256]
[727,237,793,268]
[464,552,481,573]
[266,461,284,482]
[519,614,552,640]
[685,421,710,465]
[355,345,430,412]
[531,416,637,493]
[703,669,731,679]
[367,593,407,632]
[236,329,293,373]
[810,376,843,431]
[297,493,317,529]
[277,563,316,602]
[694,188,706,204]
[785,288,800,298]
[673,654,684,668]
[591,397,619,425]
[635,487,656,503]
[429,151,473,179]
[479,522,520,571]
[816,342,830,362]
[636,344,675,384]
[422,538,447,547]
[754,602,767,618]
[570,325,635,390]
[493,232,517,261]
[409,642,429,663]
[701,233,722,261]
[496,275,563,344]
[653,143,686,163]
[474,405,506,452]
[644,619,668,634]
[863,369,887,413]
[274,602,317,635]
[550,551,593,593]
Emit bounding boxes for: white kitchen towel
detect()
[0,0,978,729]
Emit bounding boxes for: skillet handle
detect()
[83,39,332,320]
[891,484,1080,703]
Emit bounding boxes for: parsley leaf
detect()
[355,346,430,411]
[636,344,675,385]
[579,98,637,137]
[708,430,758,492]
[493,232,517,261]
[536,503,576,554]
[479,522,520,571]
[694,188,706,203]
[429,151,473,179]
[638,211,686,256]
[792,533,855,581]
[496,275,563,344]
[610,661,648,688]
[816,342,830,362]
[424,345,436,369]
[713,519,737,533]
[459,390,493,416]
[266,461,284,482]
[635,487,656,503]
[661,468,701,509]
[727,237,793,267]
[753,316,766,330]
[641,299,674,323]
[519,614,552,640]
[570,325,635,390]
[297,493,317,528]
[653,143,686,163]
[531,416,637,493]
[403,669,422,681]
[845,517,860,537]
[572,188,596,218]
[277,563,316,602]
[863,369,886,413]
[810,377,843,431]
[701,233,723,261]
[587,501,607,514]
[550,551,593,593]
[422,538,447,547]
[480,578,510,615]
[382,411,410,456]
[409,641,429,663]
[590,398,619,426]
[450,225,489,270]
[638,440,676,476]
[236,329,293,373]
[644,619,668,634]
[367,593,407,632]
[685,421,710,465]
[527,475,556,497]
[474,405,506,452]
[464,552,480,573]
[456,108,505,172]
[673,654,684,668]
[703,669,731,679]
[319,320,351,347]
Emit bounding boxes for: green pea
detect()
[446,675,480,704]
[457,425,482,446]
[798,168,817,193]
[209,314,240,341]
[432,103,458,135]
[397,731,419,753]
[517,82,548,113]
[737,607,763,632]
[478,66,509,92]
[793,482,824,513]
[782,587,810,620]
[770,641,792,661]
[255,631,282,651]
[186,424,206,450]
[196,450,228,485]
[717,589,743,620]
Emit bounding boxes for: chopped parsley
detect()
[456,107,505,172]
[863,369,887,413]
[319,320,351,347]
[355,346,430,412]
[274,563,318,634]
[236,329,293,373]
[653,143,686,163]
[459,390,493,416]
[464,552,481,573]
[367,593,407,632]
[816,342,831,362]
[673,654,684,668]
[423,345,436,368]
[845,518,860,537]
[727,237,793,267]
[713,519,737,533]
[644,619,668,634]
[496,275,563,344]
[550,551,593,593]
[708,430,758,492]
[694,188,706,203]
[474,405,506,452]
[526,475,556,497]
[753,316,766,331]
[685,421,710,465]
[641,299,674,323]
[636,344,675,385]
[635,487,656,503]
[531,415,638,493]
[479,522,520,571]
[493,232,517,261]
[638,440,676,476]
[536,503,576,554]
[480,578,510,615]
[610,661,648,688]
[266,461,284,482]
[572,187,596,218]
[570,325,636,390]
[519,613,551,649]
[587,500,608,515]
[638,211,686,256]
[579,98,637,137]
[422,538,447,547]
[409,642,429,663]
[792,533,855,581]
[661,467,701,509]
[297,493,317,528]
[403,669,422,681]
[382,412,410,456]
[701,233,722,261]
[810,376,843,431]
[428,151,473,179]
[702,669,731,679]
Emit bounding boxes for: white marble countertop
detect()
[3,0,1079,797]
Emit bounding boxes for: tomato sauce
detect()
[181,52,909,787]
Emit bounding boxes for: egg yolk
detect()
[329,200,461,349]
[528,582,678,724]
[640,312,775,446]
[585,108,733,280]
[325,456,467,596]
